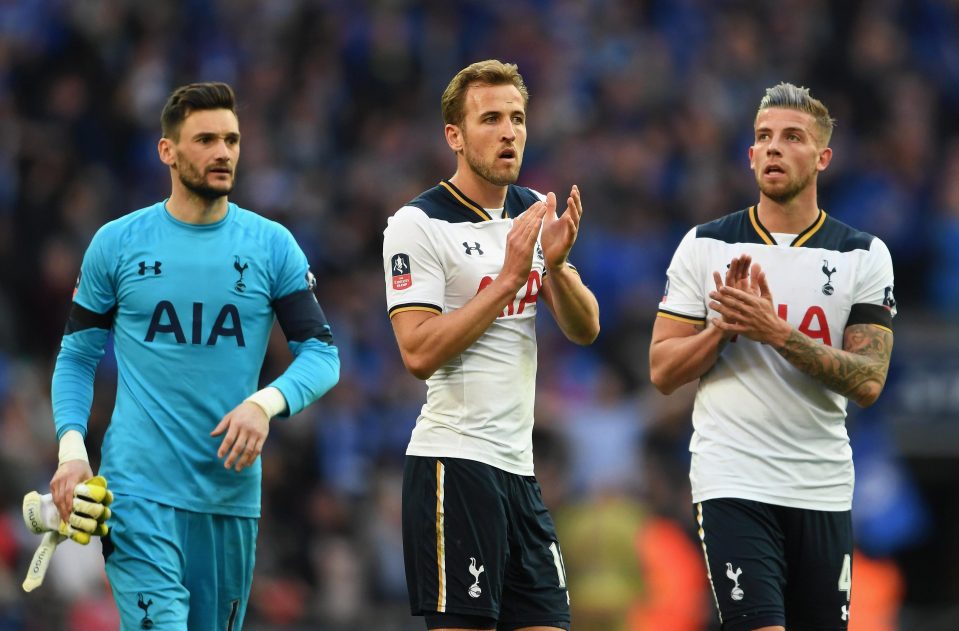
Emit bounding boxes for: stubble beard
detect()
[465,146,520,187]
[757,166,816,204]
[176,155,233,201]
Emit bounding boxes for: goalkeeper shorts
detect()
[102,494,258,630]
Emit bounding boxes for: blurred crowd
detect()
[1,1,957,629]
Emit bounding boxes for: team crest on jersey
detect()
[233,256,249,292]
[821,260,837,295]
[391,253,412,290]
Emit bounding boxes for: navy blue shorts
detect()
[403,456,571,629]
[695,498,853,631]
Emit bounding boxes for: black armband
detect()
[847,303,893,331]
[64,302,116,335]
[273,289,334,344]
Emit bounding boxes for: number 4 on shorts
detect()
[838,553,851,601]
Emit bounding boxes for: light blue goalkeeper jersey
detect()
[52,201,339,517]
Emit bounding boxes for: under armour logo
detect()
[138,261,162,276]
[821,260,837,295]
[233,256,249,292]
[726,562,744,601]
[137,593,154,629]
[841,605,849,621]
[468,557,485,598]
[463,241,484,255]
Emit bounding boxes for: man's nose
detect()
[212,139,232,158]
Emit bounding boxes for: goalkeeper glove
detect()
[21,475,114,592]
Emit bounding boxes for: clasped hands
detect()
[708,254,791,348]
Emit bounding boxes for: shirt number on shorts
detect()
[838,553,851,601]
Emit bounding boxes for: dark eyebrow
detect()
[192,131,241,140]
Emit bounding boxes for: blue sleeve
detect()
[268,227,340,416]
[52,227,117,439]
[269,339,340,417]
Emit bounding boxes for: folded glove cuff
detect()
[58,430,89,466]
[245,386,286,419]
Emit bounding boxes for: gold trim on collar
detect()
[792,210,827,247]
[750,206,828,247]
[439,181,492,221]
[748,206,775,245]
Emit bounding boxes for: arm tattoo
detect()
[776,324,894,405]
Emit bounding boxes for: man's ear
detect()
[817,146,833,172]
[445,123,463,152]
[158,137,176,167]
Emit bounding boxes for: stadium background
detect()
[1,1,957,629]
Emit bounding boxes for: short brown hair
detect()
[441,59,529,126]
[161,82,237,140]
[756,82,835,146]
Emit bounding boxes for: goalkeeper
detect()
[47,82,339,630]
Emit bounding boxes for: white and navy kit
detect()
[658,206,895,631]
[659,206,895,511]
[384,180,571,628]
[383,179,548,475]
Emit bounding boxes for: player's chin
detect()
[758,181,797,202]
[203,181,234,197]
[207,174,233,189]
[492,165,521,186]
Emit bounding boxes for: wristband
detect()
[244,386,286,419]
[58,430,89,466]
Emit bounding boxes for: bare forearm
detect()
[396,276,520,379]
[650,323,725,394]
[544,265,600,345]
[775,325,893,407]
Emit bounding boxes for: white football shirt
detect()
[659,206,896,510]
[383,180,548,475]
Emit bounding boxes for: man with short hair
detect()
[50,81,340,629]
[383,59,600,631]
[650,83,896,631]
